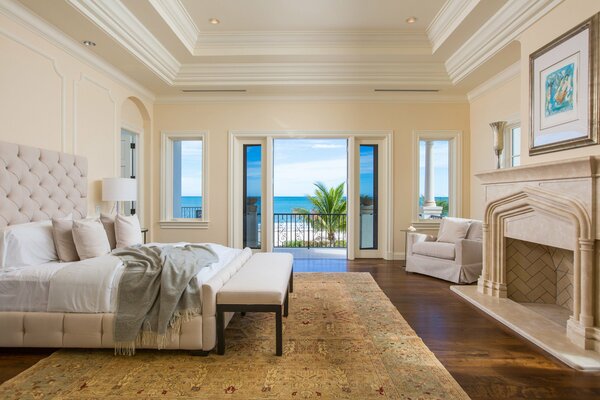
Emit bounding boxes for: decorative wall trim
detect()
[67,0,180,84]
[155,93,468,104]
[0,0,155,101]
[73,73,117,170]
[228,130,394,260]
[0,26,67,152]
[467,62,520,102]
[445,0,563,83]
[175,62,450,86]
[193,31,431,56]
[411,130,463,223]
[427,0,480,53]
[148,0,198,54]
[159,130,209,227]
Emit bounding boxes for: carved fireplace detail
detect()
[452,156,600,370]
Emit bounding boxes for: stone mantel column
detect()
[423,140,436,207]
[579,238,595,327]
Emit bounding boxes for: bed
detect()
[0,141,249,352]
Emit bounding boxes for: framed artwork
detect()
[529,13,599,155]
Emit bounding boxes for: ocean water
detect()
[181,196,314,213]
[182,196,449,213]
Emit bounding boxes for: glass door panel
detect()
[243,144,262,249]
[359,144,378,249]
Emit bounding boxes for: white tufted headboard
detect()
[0,141,87,227]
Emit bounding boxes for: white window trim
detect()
[503,121,521,168]
[160,131,209,229]
[120,123,144,228]
[411,130,462,228]
[228,130,394,260]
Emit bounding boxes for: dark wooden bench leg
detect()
[289,269,294,293]
[275,306,283,356]
[240,312,246,317]
[217,307,225,355]
[283,291,289,317]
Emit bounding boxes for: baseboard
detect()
[388,251,405,261]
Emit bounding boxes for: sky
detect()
[179,140,203,196]
[273,139,348,197]
[419,140,449,197]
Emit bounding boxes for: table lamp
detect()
[102,177,137,215]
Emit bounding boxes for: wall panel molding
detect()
[0,26,66,151]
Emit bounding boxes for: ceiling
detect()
[15,0,564,100]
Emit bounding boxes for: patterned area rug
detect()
[0,273,469,399]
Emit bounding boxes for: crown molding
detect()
[148,0,198,54]
[427,0,480,53]
[194,31,432,56]
[445,0,563,84]
[155,93,468,104]
[0,0,155,101]
[467,61,520,102]
[67,0,180,84]
[175,62,451,86]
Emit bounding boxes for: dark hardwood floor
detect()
[2,258,600,399]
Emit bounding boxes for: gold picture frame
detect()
[529,13,599,156]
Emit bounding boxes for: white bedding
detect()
[0,243,242,313]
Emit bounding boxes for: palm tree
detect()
[293,182,347,244]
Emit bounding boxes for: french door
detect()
[229,132,393,259]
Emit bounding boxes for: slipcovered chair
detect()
[405,217,483,284]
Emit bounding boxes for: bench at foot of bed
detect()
[216,253,293,356]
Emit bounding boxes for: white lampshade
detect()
[102,178,137,202]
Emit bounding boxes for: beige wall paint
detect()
[469,76,520,219]
[153,101,470,256]
[519,0,600,165]
[0,13,153,224]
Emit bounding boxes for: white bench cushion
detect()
[217,253,292,305]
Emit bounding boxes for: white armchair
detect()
[406,218,483,284]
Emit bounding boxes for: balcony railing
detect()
[180,206,202,219]
[273,213,347,248]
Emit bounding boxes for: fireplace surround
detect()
[452,156,600,370]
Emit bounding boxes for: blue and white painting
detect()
[544,62,575,117]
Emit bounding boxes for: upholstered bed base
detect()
[0,246,250,352]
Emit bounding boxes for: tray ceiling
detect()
[14,0,563,99]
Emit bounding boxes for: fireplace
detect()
[451,156,600,370]
[506,239,573,326]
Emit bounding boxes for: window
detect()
[413,131,461,223]
[359,144,378,249]
[243,144,262,248]
[506,124,521,167]
[160,132,208,227]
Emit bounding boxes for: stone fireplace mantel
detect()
[452,156,600,370]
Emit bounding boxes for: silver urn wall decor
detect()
[490,121,507,169]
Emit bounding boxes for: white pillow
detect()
[72,219,111,260]
[0,220,58,267]
[100,213,117,250]
[52,216,80,263]
[437,218,471,243]
[115,214,142,248]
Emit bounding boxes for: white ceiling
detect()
[181,0,442,32]
[14,0,564,99]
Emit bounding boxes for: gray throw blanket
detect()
[112,244,218,355]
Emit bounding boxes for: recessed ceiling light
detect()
[82,40,96,47]
[209,18,220,25]
[406,16,417,24]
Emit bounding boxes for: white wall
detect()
[519,0,600,165]
[469,74,520,219]
[153,101,471,257]
[0,7,153,225]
